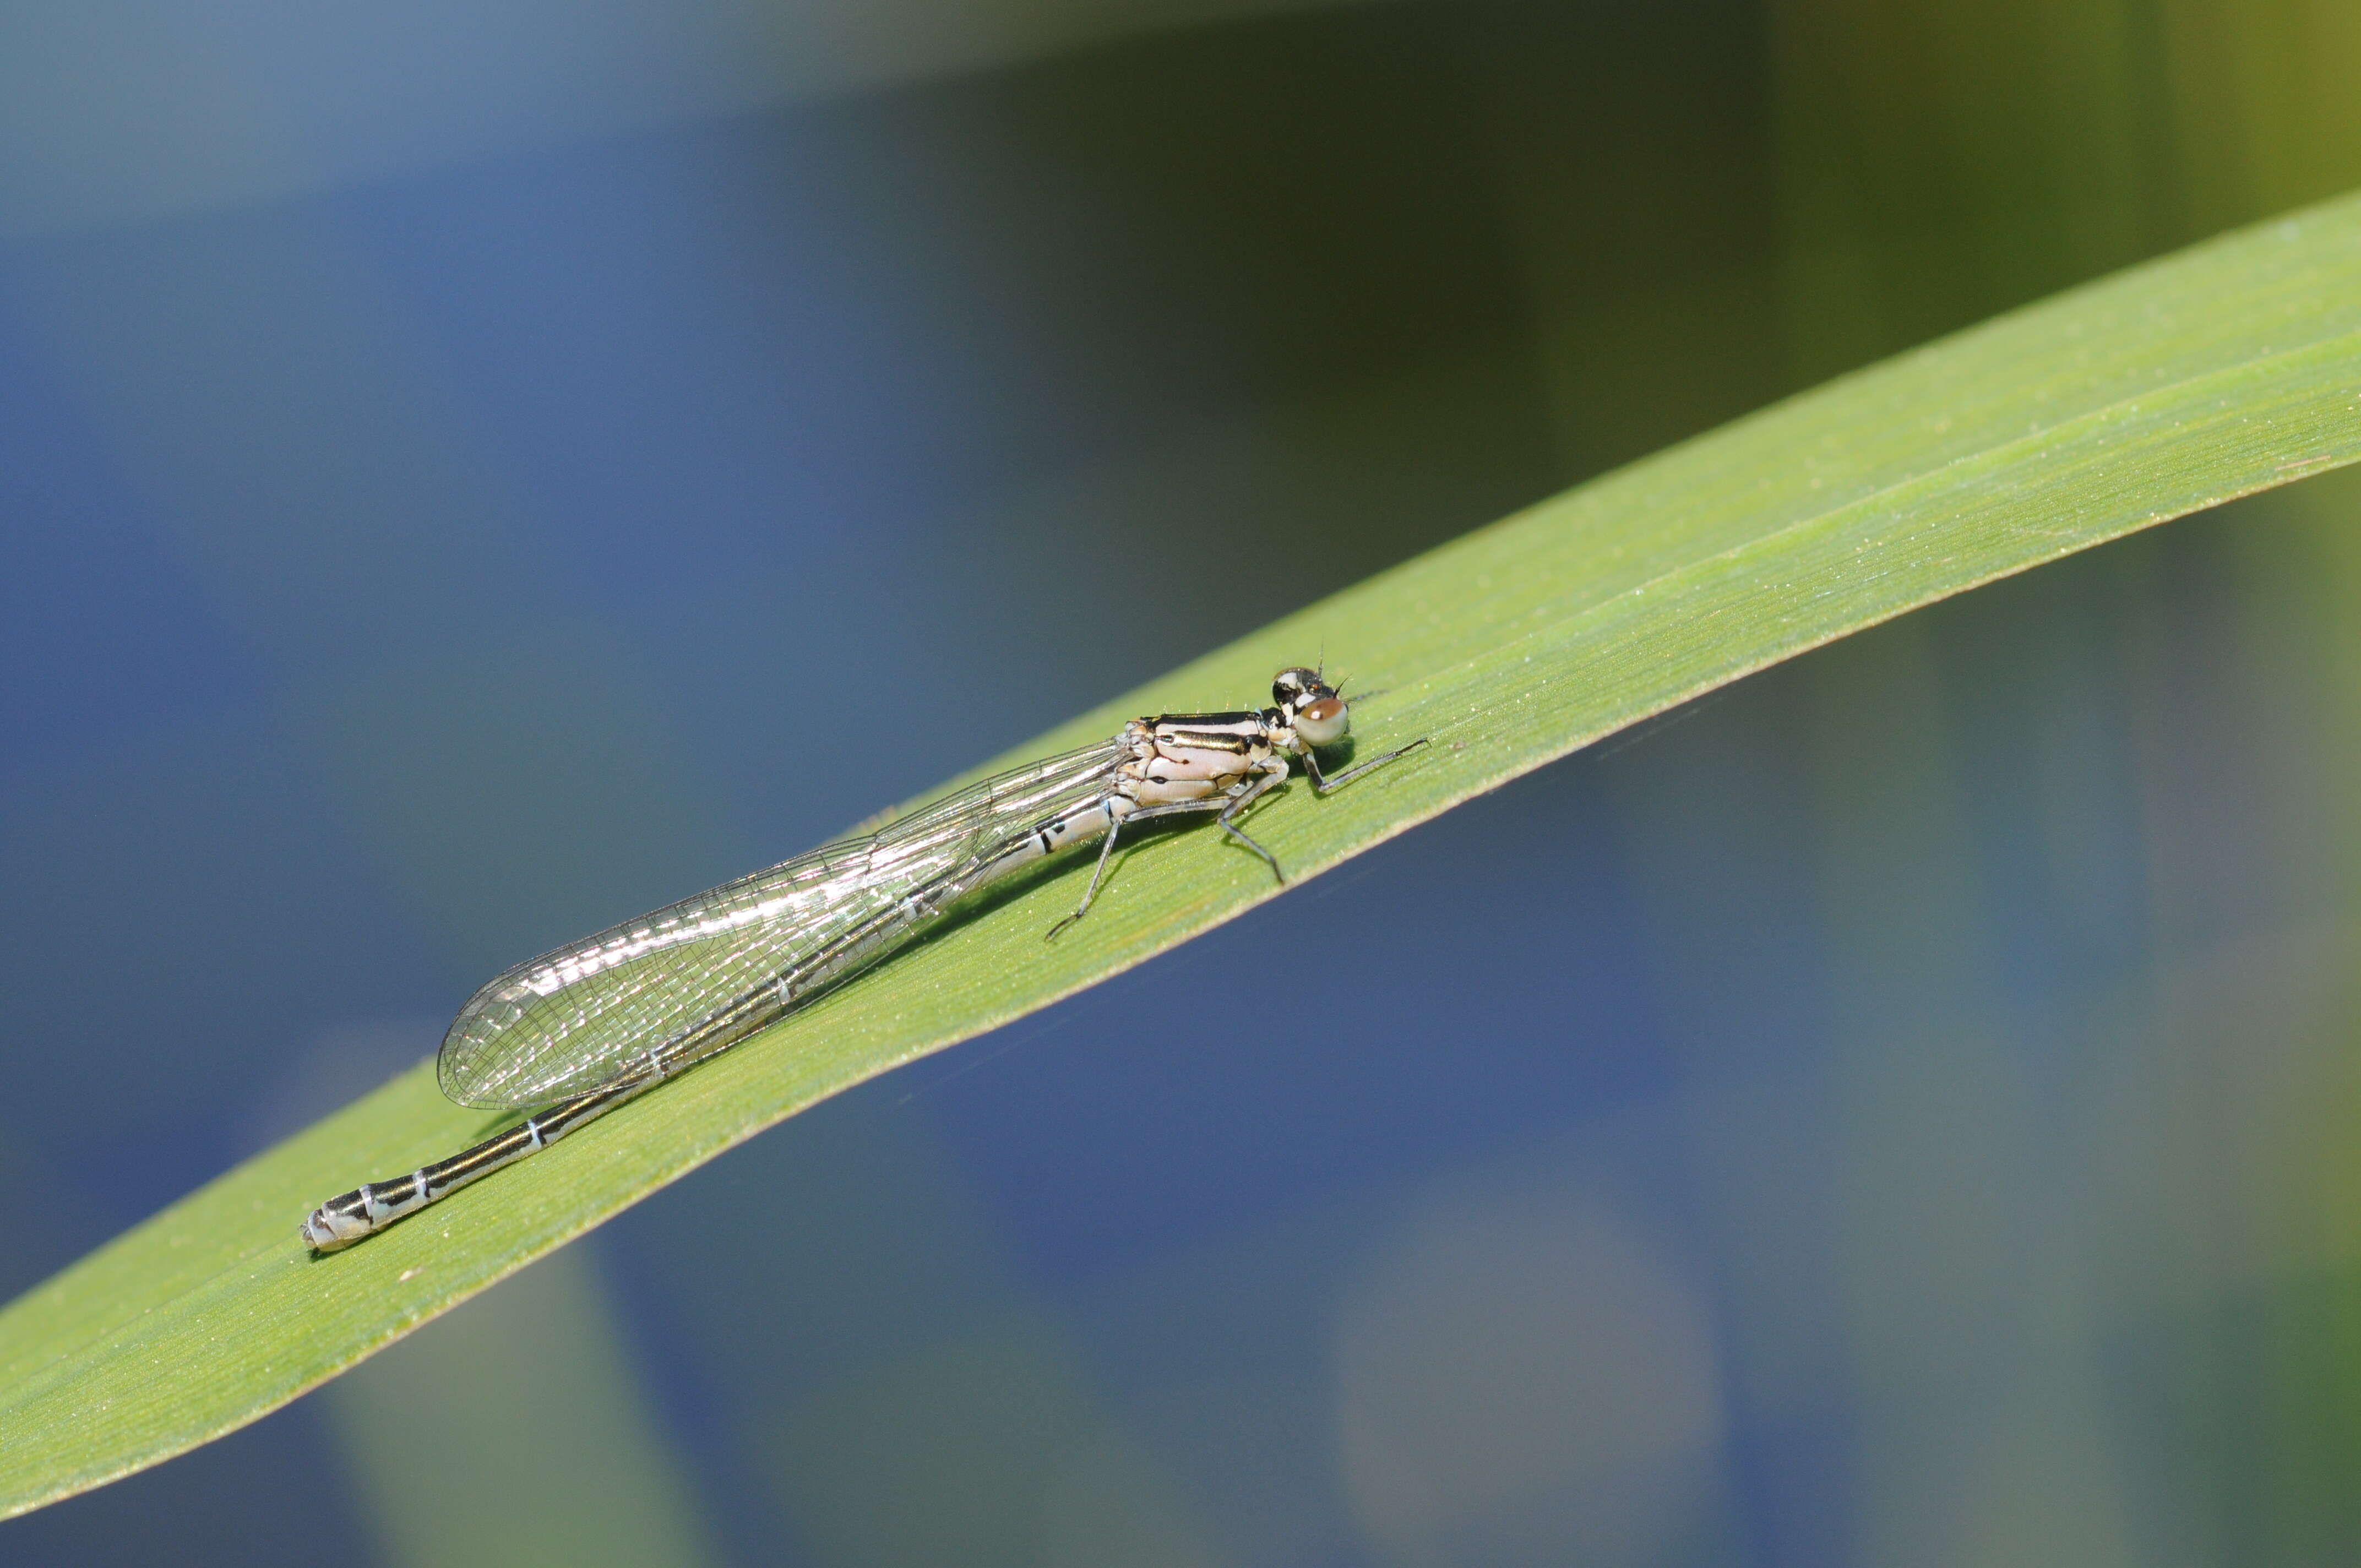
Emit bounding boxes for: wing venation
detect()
[437,740,1130,1107]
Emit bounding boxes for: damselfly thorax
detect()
[301,666,1424,1250]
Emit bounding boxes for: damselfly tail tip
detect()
[301,1191,373,1253]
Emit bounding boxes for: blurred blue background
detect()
[6,1,2361,1563]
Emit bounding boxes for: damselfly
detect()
[301,666,1424,1250]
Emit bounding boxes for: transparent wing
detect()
[437,739,1132,1108]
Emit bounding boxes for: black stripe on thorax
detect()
[1149,712,1267,753]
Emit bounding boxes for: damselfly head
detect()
[1274,666,1351,747]
[1272,667,1323,706]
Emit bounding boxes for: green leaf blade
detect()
[6,190,2361,1518]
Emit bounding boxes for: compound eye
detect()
[1294,695,1349,747]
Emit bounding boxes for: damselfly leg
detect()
[1301,736,1430,793]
